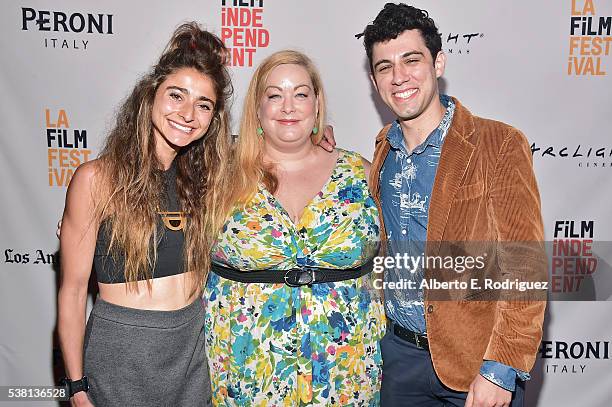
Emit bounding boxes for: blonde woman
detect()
[205,51,385,406]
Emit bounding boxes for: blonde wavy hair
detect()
[232,50,327,200]
[93,22,234,294]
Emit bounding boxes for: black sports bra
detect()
[93,164,186,284]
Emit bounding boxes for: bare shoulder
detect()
[68,159,100,190]
[312,145,340,167]
[64,159,102,209]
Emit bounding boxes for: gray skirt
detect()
[83,297,211,407]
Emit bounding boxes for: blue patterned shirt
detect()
[379,94,527,391]
[380,95,454,333]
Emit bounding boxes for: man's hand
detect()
[465,374,512,407]
[317,125,336,152]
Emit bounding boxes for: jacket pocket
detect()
[454,181,484,201]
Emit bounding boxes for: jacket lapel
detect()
[426,99,476,254]
[370,124,392,256]
[370,124,392,196]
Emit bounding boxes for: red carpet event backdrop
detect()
[1,1,611,406]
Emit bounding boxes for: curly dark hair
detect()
[360,3,442,72]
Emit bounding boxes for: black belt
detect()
[389,319,429,350]
[211,260,373,287]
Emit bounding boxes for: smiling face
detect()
[151,67,217,157]
[257,64,318,148]
[370,29,445,125]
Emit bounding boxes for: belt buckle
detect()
[414,332,428,350]
[414,333,423,349]
[284,267,314,287]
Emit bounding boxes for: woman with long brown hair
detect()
[57,22,234,406]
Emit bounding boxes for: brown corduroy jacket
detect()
[369,97,547,391]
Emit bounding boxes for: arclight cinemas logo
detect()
[531,142,612,168]
[21,7,114,50]
[443,31,484,56]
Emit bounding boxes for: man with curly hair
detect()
[360,3,546,406]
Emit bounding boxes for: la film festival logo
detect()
[45,109,92,187]
[221,0,270,67]
[21,7,114,50]
[551,220,597,293]
[568,0,612,75]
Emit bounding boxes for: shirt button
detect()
[407,158,412,163]
[427,305,434,314]
[401,229,407,235]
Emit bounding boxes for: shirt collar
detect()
[386,94,455,154]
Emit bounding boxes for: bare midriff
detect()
[98,271,199,311]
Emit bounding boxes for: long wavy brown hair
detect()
[232,50,327,201]
[93,22,234,294]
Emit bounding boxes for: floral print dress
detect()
[204,149,385,406]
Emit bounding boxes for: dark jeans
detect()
[380,328,524,406]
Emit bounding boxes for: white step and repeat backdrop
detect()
[1,1,611,406]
